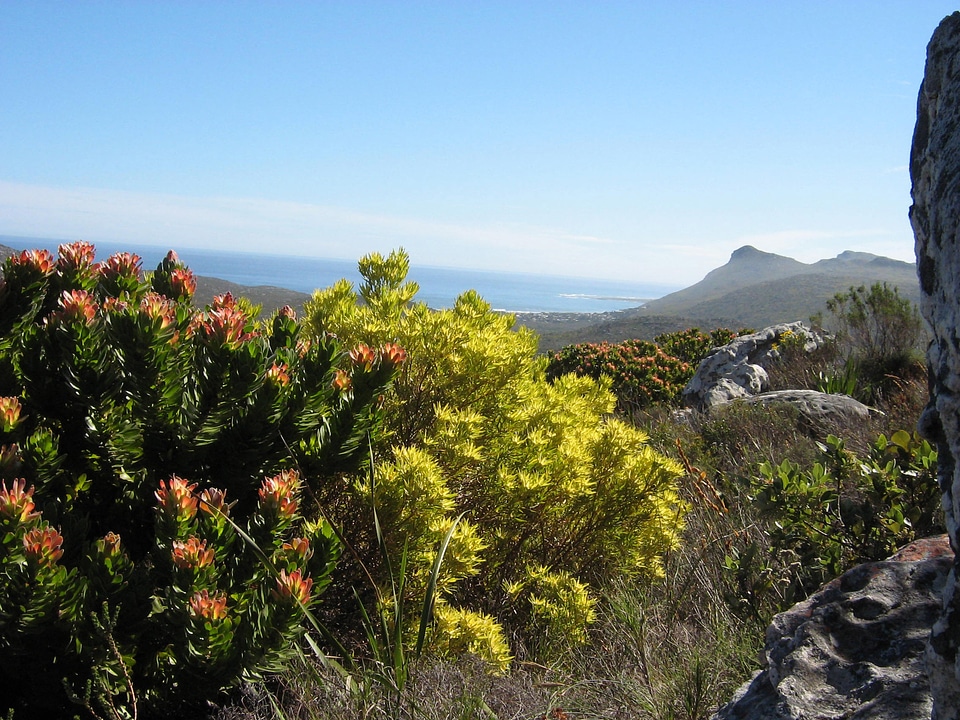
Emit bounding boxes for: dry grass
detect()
[214,343,933,720]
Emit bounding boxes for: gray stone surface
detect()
[911,11,960,719]
[713,538,953,720]
[681,322,825,410]
[735,389,875,429]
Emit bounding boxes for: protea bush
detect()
[0,243,402,718]
[546,328,741,412]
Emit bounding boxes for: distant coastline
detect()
[0,236,679,315]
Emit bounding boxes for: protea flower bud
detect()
[156,476,199,522]
[272,568,313,605]
[23,525,64,566]
[0,397,22,433]
[189,589,228,621]
[0,478,37,524]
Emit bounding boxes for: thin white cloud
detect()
[0,180,638,280]
[1,181,914,286]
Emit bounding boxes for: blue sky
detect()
[1,2,956,285]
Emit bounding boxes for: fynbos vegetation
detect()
[0,243,401,718]
[0,244,939,720]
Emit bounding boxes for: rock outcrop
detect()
[911,11,960,719]
[681,322,823,410]
[713,537,953,720]
[679,323,875,432]
[735,389,874,427]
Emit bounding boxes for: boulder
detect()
[681,322,825,410]
[911,11,960,719]
[735,389,875,431]
[713,537,953,720]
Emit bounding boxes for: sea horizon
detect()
[1,235,682,314]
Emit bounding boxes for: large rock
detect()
[736,389,874,430]
[713,537,953,720]
[681,322,825,410]
[911,12,960,719]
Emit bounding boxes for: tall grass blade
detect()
[416,512,466,656]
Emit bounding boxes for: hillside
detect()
[642,245,919,320]
[527,246,921,350]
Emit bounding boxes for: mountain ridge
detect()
[641,245,918,324]
[527,245,920,349]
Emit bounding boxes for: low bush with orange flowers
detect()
[0,243,403,719]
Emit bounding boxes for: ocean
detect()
[5,237,679,314]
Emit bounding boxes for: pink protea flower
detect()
[282,537,313,562]
[189,589,228,621]
[273,568,313,605]
[331,369,352,393]
[97,532,123,559]
[258,470,300,519]
[195,297,256,348]
[171,536,215,569]
[23,526,64,565]
[139,292,176,329]
[0,478,37,524]
[349,343,377,370]
[381,342,407,367]
[198,487,232,516]
[10,249,55,274]
[55,289,98,324]
[278,305,296,320]
[96,252,142,281]
[57,241,96,272]
[265,362,290,387]
[156,476,199,521]
[169,267,196,299]
[0,397,21,433]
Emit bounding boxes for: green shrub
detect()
[825,283,925,402]
[725,430,943,613]
[653,327,740,365]
[546,340,690,412]
[304,249,685,665]
[0,243,401,718]
[546,328,741,414]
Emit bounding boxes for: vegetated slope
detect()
[528,246,920,350]
[521,309,742,351]
[192,275,310,314]
[641,245,809,312]
[643,245,919,323]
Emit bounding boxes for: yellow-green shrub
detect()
[304,250,685,664]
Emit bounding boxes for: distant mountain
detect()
[640,245,919,328]
[527,246,921,350]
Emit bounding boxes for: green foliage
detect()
[815,359,860,397]
[504,565,596,660]
[825,283,925,400]
[0,243,401,718]
[653,327,740,365]
[725,430,943,614]
[304,249,685,665]
[546,328,740,412]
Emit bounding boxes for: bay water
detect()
[5,237,679,314]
